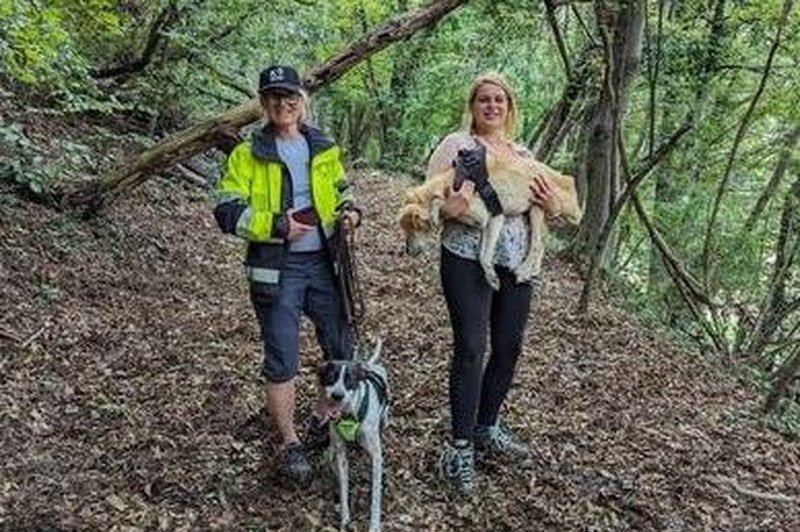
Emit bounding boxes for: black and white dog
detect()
[317,339,389,532]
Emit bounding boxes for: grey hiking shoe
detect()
[474,423,530,460]
[279,442,312,485]
[439,441,475,495]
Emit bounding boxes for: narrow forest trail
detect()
[1,170,799,531]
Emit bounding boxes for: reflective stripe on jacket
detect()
[213,124,355,283]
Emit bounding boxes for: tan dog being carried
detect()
[399,151,582,289]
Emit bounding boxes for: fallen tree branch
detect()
[0,327,22,344]
[709,475,800,504]
[59,0,468,214]
[20,326,45,349]
[174,163,209,187]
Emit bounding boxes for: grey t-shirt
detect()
[276,135,323,252]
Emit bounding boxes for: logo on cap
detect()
[269,67,284,82]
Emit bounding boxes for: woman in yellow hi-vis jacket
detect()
[214,65,361,485]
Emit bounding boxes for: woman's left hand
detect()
[530,174,560,217]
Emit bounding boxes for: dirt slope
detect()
[1,172,799,531]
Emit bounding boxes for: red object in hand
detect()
[291,206,319,226]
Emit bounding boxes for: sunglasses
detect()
[265,91,301,105]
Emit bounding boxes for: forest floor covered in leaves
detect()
[2,169,800,531]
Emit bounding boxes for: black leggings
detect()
[440,247,535,440]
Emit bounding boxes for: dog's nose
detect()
[331,391,345,402]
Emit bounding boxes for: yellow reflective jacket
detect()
[213,124,355,285]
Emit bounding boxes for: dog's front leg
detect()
[365,432,383,532]
[333,438,350,530]
[515,208,545,283]
[479,215,505,290]
[429,196,445,228]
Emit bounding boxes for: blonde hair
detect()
[259,89,310,126]
[461,73,520,140]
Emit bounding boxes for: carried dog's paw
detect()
[515,268,532,284]
[405,235,425,256]
[429,204,442,227]
[485,271,500,291]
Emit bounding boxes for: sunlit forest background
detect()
[5,0,796,429]
[2,0,800,529]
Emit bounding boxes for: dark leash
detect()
[332,214,365,351]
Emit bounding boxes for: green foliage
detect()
[0,122,55,194]
[0,0,123,87]
[0,121,98,195]
[767,401,800,441]
[34,282,63,305]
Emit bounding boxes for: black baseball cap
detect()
[259,65,303,95]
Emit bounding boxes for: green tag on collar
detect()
[334,417,360,443]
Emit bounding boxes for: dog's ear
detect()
[354,363,368,382]
[343,363,366,390]
[318,361,336,386]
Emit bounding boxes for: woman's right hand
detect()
[530,174,560,217]
[285,208,314,241]
[441,180,475,219]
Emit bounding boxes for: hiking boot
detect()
[474,422,530,460]
[303,413,330,452]
[438,440,475,495]
[279,442,312,485]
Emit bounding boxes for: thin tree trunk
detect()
[531,46,596,162]
[90,2,180,79]
[763,343,800,413]
[578,119,694,313]
[574,0,644,270]
[743,179,799,361]
[701,0,794,286]
[647,0,725,296]
[645,0,664,158]
[358,1,389,155]
[644,0,666,293]
[544,0,572,77]
[742,125,800,234]
[59,0,468,213]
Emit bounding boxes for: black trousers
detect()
[440,247,535,440]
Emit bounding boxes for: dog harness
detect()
[333,370,389,444]
[334,416,361,443]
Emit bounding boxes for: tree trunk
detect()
[89,1,181,79]
[574,0,644,266]
[763,343,800,413]
[531,46,597,163]
[383,0,432,162]
[742,179,799,362]
[701,0,794,287]
[59,0,468,214]
[742,125,800,234]
[648,0,727,333]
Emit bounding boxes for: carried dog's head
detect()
[399,204,431,257]
[399,179,446,256]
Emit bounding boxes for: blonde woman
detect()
[427,73,562,495]
[214,65,361,485]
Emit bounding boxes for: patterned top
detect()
[426,131,533,269]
